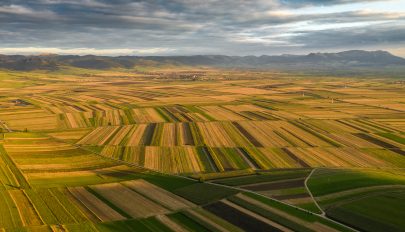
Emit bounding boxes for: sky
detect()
[0,0,405,56]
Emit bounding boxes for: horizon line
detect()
[0,49,402,58]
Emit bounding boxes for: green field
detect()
[326,190,405,232]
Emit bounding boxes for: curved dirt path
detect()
[304,168,325,216]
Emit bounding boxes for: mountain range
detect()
[0,50,404,71]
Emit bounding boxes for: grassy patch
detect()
[168,212,210,232]
[308,168,405,196]
[173,183,239,205]
[326,190,405,232]
[377,133,405,145]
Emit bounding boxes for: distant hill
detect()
[1,50,404,71]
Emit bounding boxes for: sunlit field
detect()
[0,68,404,231]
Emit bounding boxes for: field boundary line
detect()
[304,168,325,216]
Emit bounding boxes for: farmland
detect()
[0,68,404,231]
[307,168,405,231]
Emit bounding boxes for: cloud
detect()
[0,47,175,56]
[0,4,33,14]
[278,0,383,7]
[0,0,403,55]
[291,23,405,48]
[0,4,57,19]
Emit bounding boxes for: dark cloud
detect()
[279,0,381,7]
[291,24,405,48]
[0,0,404,55]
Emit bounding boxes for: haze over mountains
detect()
[1,50,404,71]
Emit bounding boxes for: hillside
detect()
[1,50,404,71]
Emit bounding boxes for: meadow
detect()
[0,68,404,231]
